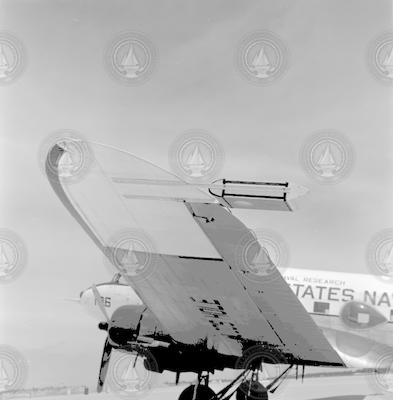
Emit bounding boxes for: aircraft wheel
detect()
[236,380,268,400]
[178,384,216,400]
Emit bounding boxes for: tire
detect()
[178,384,216,400]
[236,380,268,400]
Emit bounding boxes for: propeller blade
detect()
[135,307,147,337]
[61,297,81,303]
[97,337,112,393]
[91,284,110,322]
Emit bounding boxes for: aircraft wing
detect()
[46,140,344,366]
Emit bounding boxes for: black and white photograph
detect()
[1,1,393,400]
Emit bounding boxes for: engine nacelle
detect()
[323,327,393,369]
[106,305,145,346]
[99,305,167,348]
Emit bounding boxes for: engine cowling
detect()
[98,304,167,348]
[107,305,145,346]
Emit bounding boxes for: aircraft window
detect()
[313,301,330,314]
[357,312,370,324]
[390,310,393,321]
[340,301,387,329]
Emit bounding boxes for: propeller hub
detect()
[107,326,134,345]
[98,321,109,331]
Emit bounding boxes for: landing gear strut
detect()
[177,363,294,400]
[178,372,216,400]
[216,363,293,400]
[236,369,268,400]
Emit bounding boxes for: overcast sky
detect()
[1,0,392,389]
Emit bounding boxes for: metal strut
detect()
[266,363,293,393]
[192,372,213,400]
[213,362,295,400]
[213,369,250,400]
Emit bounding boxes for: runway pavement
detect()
[15,374,392,400]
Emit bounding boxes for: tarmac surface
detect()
[23,374,393,400]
